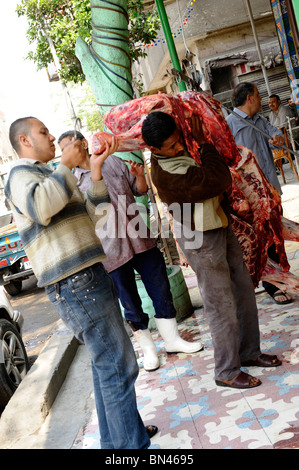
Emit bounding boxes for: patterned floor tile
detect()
[72,284,299,450]
[201,422,273,449]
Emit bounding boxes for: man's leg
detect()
[134,247,203,354]
[109,256,160,371]
[109,260,149,330]
[225,225,261,362]
[46,263,150,449]
[133,247,176,320]
[176,225,242,380]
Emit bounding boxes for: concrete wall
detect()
[135,0,280,94]
[0,114,18,214]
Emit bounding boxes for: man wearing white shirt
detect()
[269,94,293,129]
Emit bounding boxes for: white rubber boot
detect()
[155,318,203,354]
[133,329,160,371]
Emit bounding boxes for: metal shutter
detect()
[237,66,291,115]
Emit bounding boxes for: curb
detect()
[0,320,78,449]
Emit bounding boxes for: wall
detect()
[135,0,283,95]
[0,114,18,214]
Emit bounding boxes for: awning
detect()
[204,42,283,82]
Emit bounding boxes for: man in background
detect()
[268,93,294,129]
[226,82,292,306]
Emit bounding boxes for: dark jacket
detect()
[151,143,232,209]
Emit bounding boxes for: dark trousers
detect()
[174,223,261,381]
[109,247,176,330]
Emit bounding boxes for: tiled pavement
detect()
[73,267,299,450]
[72,165,299,450]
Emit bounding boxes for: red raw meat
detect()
[92,91,299,293]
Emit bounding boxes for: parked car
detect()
[0,212,34,296]
[0,286,29,408]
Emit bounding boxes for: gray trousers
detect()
[174,222,261,381]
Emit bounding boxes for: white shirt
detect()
[269,104,293,129]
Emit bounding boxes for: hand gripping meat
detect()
[92,91,299,294]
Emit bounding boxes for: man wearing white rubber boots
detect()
[58,131,203,371]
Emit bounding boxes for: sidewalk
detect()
[0,165,298,450]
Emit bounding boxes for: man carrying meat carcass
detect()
[58,130,203,373]
[141,111,282,389]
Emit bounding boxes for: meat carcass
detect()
[92,91,299,293]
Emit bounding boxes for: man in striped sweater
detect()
[5,116,155,449]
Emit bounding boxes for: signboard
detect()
[271,0,299,110]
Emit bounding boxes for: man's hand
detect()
[128,160,144,177]
[269,134,285,147]
[90,136,119,181]
[127,160,147,193]
[190,115,206,146]
[60,140,86,170]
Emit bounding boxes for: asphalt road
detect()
[8,276,60,366]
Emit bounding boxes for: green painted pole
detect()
[76,0,146,163]
[75,0,147,220]
[155,0,187,92]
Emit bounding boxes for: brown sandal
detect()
[241,353,282,368]
[215,371,262,389]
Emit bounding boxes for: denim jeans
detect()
[109,247,176,330]
[45,262,150,449]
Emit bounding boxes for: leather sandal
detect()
[146,425,158,438]
[271,290,292,305]
[241,353,282,368]
[215,371,262,389]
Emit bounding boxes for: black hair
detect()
[269,94,280,101]
[9,116,37,153]
[58,130,85,144]
[232,82,256,107]
[141,112,177,149]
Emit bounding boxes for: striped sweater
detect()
[5,158,110,287]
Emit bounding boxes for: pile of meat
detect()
[92,91,299,294]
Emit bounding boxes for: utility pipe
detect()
[155,0,187,92]
[246,0,272,96]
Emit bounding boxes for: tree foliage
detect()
[16,0,160,84]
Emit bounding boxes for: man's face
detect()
[249,86,262,114]
[59,135,73,151]
[288,98,294,107]
[59,136,88,152]
[152,128,185,158]
[26,119,56,162]
[269,96,280,112]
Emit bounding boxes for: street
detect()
[8,276,60,366]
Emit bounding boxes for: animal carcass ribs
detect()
[92,91,299,294]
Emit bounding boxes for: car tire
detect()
[0,319,30,408]
[4,281,22,296]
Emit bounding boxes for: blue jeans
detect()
[45,263,150,449]
[109,247,176,330]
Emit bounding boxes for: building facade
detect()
[0,112,18,213]
[134,0,298,115]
